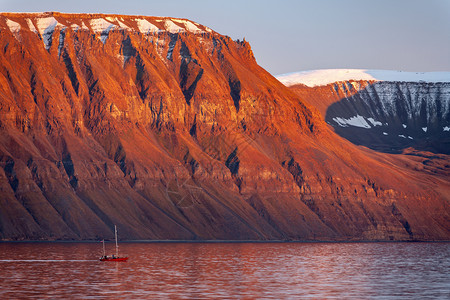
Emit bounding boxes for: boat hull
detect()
[99,257,128,262]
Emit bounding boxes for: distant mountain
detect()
[276,69,450,87]
[277,69,450,155]
[0,13,448,241]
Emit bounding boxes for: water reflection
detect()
[0,242,448,299]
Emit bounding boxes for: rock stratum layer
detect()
[0,12,448,241]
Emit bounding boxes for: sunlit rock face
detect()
[0,13,449,241]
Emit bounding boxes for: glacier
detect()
[277,69,450,87]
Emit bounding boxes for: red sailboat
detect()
[99,225,128,262]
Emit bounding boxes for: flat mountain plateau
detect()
[0,13,448,241]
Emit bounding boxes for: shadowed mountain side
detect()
[0,13,449,241]
[290,81,450,155]
[289,81,450,189]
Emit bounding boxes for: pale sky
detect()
[1,0,449,75]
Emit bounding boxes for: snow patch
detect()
[408,136,413,140]
[89,18,116,43]
[167,40,176,60]
[367,117,382,127]
[176,19,212,33]
[58,28,66,57]
[175,19,202,33]
[202,25,213,33]
[6,19,21,32]
[276,69,450,87]
[399,135,406,138]
[117,20,129,29]
[36,16,59,35]
[444,126,450,132]
[136,19,159,34]
[164,19,184,33]
[89,18,115,33]
[105,16,116,23]
[26,19,37,33]
[81,21,89,30]
[422,127,428,132]
[16,15,212,38]
[332,115,371,128]
[383,132,388,135]
[36,17,61,49]
[402,124,407,128]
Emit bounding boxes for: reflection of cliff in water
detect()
[325,82,450,154]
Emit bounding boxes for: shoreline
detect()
[1,239,449,243]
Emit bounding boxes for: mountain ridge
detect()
[1,11,215,33]
[0,13,448,241]
[276,69,450,87]
[282,72,450,155]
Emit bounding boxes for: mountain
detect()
[278,69,450,154]
[0,13,448,241]
[276,69,450,87]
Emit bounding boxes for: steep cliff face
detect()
[280,70,450,154]
[287,75,450,184]
[322,81,449,154]
[0,13,448,241]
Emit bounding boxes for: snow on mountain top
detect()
[36,16,61,49]
[26,18,37,33]
[276,69,450,87]
[163,19,184,33]
[89,18,115,33]
[175,19,207,34]
[35,16,60,35]
[0,13,214,36]
[136,19,159,34]
[6,19,20,32]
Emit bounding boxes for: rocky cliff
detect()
[289,79,450,154]
[0,13,448,241]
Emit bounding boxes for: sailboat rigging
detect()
[99,225,129,262]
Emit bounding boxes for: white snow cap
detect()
[176,19,202,34]
[89,18,115,33]
[36,16,59,36]
[163,19,184,33]
[2,14,213,37]
[6,19,21,32]
[276,69,450,87]
[36,17,61,49]
[26,19,38,33]
[136,18,159,34]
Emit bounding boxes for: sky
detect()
[1,0,449,75]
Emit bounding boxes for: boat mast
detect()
[102,239,106,257]
[115,225,119,257]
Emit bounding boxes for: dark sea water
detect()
[0,242,449,299]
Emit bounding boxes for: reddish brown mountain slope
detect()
[0,12,448,240]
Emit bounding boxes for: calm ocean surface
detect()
[0,242,449,299]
